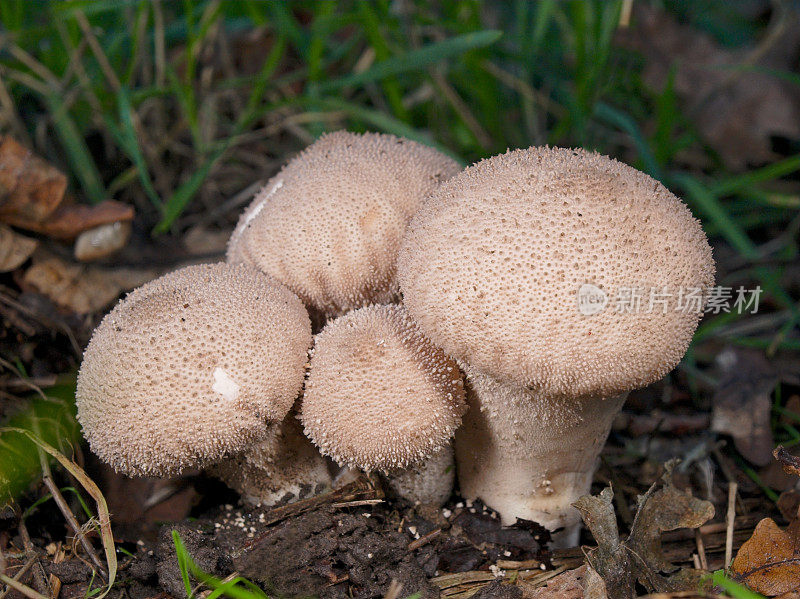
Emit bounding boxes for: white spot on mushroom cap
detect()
[211,368,240,402]
[76,262,312,477]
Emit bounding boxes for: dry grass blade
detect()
[0,427,116,599]
[0,573,49,599]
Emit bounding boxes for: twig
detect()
[407,528,441,550]
[40,472,107,581]
[330,499,384,508]
[695,529,708,570]
[0,558,35,599]
[17,523,48,597]
[725,482,738,570]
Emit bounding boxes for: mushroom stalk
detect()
[384,445,455,507]
[455,370,626,547]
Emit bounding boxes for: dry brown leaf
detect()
[774,446,800,478]
[617,5,800,170]
[573,465,714,598]
[526,565,586,598]
[711,348,777,466]
[36,199,134,241]
[0,135,134,241]
[21,249,158,314]
[0,224,37,272]
[732,517,800,596]
[0,134,66,224]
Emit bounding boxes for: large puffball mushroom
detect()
[300,304,466,505]
[76,263,312,477]
[398,146,715,545]
[207,412,332,507]
[227,131,460,318]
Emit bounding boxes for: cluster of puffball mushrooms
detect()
[76,131,715,547]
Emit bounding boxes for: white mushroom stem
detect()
[455,371,626,548]
[384,445,455,507]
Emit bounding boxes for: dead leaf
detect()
[35,199,134,241]
[732,518,800,596]
[0,224,37,272]
[573,488,634,599]
[526,565,587,599]
[777,490,800,523]
[711,348,777,466]
[617,4,800,170]
[0,135,134,240]
[0,135,66,224]
[774,446,800,478]
[573,464,714,598]
[21,249,158,314]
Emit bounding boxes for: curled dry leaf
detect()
[0,135,134,240]
[0,224,37,272]
[21,249,158,314]
[528,565,588,598]
[774,446,800,478]
[731,517,800,596]
[711,348,777,466]
[617,4,800,170]
[573,464,714,599]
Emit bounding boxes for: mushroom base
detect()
[383,444,455,507]
[455,371,626,548]
[208,415,333,507]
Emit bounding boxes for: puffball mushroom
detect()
[227,131,460,318]
[398,146,714,544]
[76,263,312,477]
[300,304,466,505]
[207,412,332,507]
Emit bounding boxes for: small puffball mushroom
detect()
[300,304,466,504]
[398,146,714,545]
[227,131,460,317]
[207,413,332,507]
[76,263,312,477]
[384,445,455,507]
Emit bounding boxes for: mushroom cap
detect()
[207,412,332,507]
[300,304,466,472]
[76,263,312,477]
[227,131,461,317]
[398,146,715,399]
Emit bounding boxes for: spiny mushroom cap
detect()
[227,131,461,317]
[398,146,715,400]
[300,304,467,472]
[76,263,312,477]
[207,413,332,506]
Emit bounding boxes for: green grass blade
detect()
[315,30,502,93]
[115,89,162,208]
[43,92,106,203]
[708,570,766,598]
[153,141,230,234]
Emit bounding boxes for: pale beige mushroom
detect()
[76,263,312,477]
[227,131,460,318]
[398,146,714,545]
[207,412,332,507]
[300,304,466,506]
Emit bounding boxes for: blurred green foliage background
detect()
[0,0,798,354]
